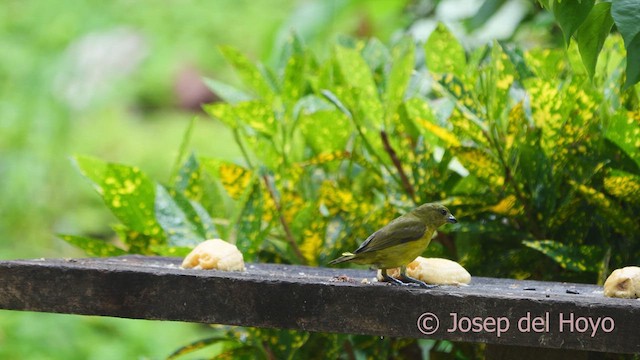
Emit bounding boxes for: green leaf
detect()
[334,45,384,124]
[551,0,595,46]
[236,182,268,260]
[425,23,466,77]
[154,185,208,247]
[335,46,378,98]
[575,2,614,79]
[611,0,640,50]
[233,100,277,137]
[58,235,126,257]
[384,38,414,124]
[73,156,166,245]
[298,110,352,153]
[111,224,158,254]
[203,78,252,104]
[622,33,640,89]
[611,0,640,87]
[282,51,308,104]
[174,153,200,197]
[219,45,275,99]
[523,240,604,272]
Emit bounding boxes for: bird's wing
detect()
[353,219,427,254]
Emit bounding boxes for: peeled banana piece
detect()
[181,239,245,271]
[377,257,471,286]
[604,266,640,299]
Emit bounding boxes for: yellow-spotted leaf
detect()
[454,147,504,188]
[174,154,203,200]
[291,203,323,265]
[425,23,466,77]
[488,195,522,217]
[570,180,639,234]
[219,45,275,99]
[282,52,309,104]
[111,224,160,254]
[219,162,253,200]
[155,185,210,247]
[335,45,384,125]
[335,45,378,101]
[403,98,444,146]
[203,102,238,129]
[384,38,414,123]
[58,235,126,257]
[606,111,640,167]
[604,170,640,204]
[74,156,166,245]
[436,73,483,120]
[298,110,352,153]
[234,100,277,137]
[523,240,603,272]
[237,183,270,260]
[523,48,567,81]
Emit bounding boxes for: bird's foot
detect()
[381,273,408,286]
[399,274,437,289]
[381,273,436,289]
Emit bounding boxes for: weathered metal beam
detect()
[0,256,638,354]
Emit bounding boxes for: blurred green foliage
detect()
[63,20,639,357]
[538,0,640,88]
[0,311,216,360]
[4,0,640,358]
[1,0,414,358]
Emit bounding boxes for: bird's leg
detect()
[380,269,406,286]
[399,265,436,289]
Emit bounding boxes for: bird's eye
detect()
[440,209,447,215]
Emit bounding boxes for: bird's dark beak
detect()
[448,215,457,224]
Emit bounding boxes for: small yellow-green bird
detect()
[329,203,457,288]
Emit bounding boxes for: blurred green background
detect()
[0,0,415,358]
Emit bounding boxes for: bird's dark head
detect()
[412,203,457,227]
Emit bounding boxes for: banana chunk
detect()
[181,239,245,271]
[377,257,471,285]
[604,266,640,299]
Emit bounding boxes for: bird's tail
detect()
[328,252,356,265]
